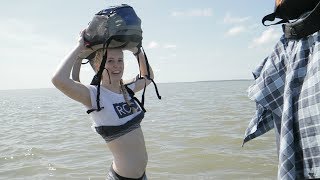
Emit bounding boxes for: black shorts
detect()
[106,165,147,180]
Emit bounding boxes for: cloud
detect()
[146,41,159,49]
[164,44,177,49]
[145,41,177,50]
[223,13,250,24]
[226,26,246,36]
[171,8,212,17]
[159,53,177,63]
[249,28,281,48]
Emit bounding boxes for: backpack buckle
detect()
[289,26,297,36]
[282,24,298,39]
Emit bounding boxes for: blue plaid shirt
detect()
[243,30,320,179]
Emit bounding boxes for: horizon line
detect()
[0,79,253,91]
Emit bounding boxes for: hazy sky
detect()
[0,0,283,90]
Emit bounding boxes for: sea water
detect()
[0,80,277,180]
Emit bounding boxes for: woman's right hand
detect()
[76,29,104,60]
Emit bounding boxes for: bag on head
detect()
[80,4,143,60]
[81,4,161,114]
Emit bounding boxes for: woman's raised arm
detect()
[51,36,92,107]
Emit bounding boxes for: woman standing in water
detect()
[52,31,153,180]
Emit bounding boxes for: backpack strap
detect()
[135,47,161,107]
[262,12,289,26]
[141,47,161,99]
[125,85,146,112]
[87,39,111,114]
[282,1,320,39]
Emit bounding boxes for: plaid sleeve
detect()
[244,42,286,144]
[243,104,274,145]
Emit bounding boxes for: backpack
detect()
[82,4,161,114]
[83,4,142,49]
[262,0,320,26]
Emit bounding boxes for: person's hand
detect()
[77,29,102,59]
[77,29,90,47]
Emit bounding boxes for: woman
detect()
[52,32,153,180]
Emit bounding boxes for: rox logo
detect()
[113,99,141,118]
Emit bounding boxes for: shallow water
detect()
[0,81,278,179]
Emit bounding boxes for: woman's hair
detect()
[120,80,137,113]
[89,49,105,72]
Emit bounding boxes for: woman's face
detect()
[102,49,124,82]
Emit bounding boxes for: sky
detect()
[0,0,284,90]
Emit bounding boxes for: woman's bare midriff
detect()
[107,127,148,178]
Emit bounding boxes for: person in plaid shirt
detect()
[243,6,320,180]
